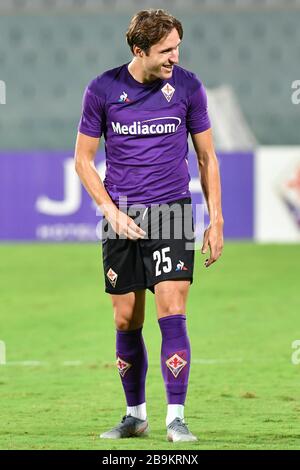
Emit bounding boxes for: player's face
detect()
[144,28,181,80]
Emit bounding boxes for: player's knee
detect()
[111,292,145,331]
[114,309,143,331]
[114,314,130,331]
[157,289,187,315]
[159,304,186,317]
[113,307,129,329]
[115,319,143,331]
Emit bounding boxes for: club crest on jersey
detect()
[116,357,132,377]
[118,91,131,103]
[161,83,175,102]
[166,353,187,378]
[107,268,118,287]
[176,260,188,271]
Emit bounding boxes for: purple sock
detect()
[158,314,191,405]
[116,327,148,407]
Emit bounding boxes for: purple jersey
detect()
[78,63,210,206]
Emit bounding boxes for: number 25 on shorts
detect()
[153,247,172,276]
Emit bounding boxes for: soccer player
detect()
[75,9,223,442]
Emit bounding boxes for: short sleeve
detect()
[78,86,105,138]
[187,80,211,135]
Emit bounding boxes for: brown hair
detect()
[126,9,183,56]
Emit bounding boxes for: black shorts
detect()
[101,197,195,294]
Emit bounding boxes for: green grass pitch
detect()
[0,243,299,450]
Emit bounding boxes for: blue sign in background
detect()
[0,150,253,241]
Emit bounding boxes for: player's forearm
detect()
[197,150,224,226]
[75,159,117,218]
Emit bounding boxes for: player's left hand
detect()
[201,222,224,267]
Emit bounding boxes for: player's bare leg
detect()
[154,279,190,319]
[154,280,197,441]
[100,290,149,439]
[111,289,146,331]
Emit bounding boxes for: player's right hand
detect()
[107,209,146,240]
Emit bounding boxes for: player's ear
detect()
[133,45,143,57]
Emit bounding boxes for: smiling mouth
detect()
[162,65,173,71]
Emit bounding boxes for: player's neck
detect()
[127,59,159,85]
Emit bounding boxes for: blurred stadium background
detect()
[0,0,300,450]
